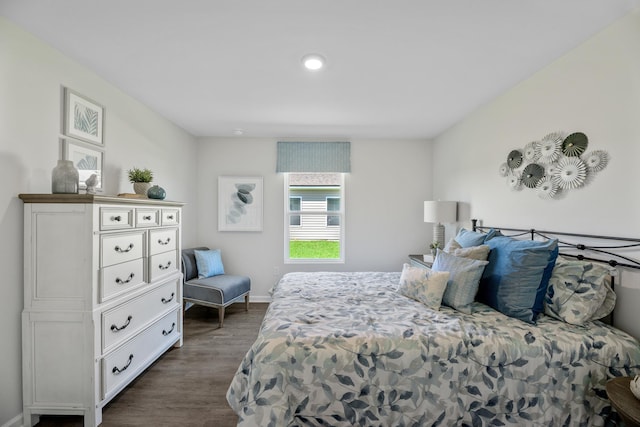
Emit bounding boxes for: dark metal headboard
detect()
[471,219,640,270]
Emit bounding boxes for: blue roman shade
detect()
[276,141,351,173]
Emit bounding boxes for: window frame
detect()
[326,196,340,227]
[284,173,345,264]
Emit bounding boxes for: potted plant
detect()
[429,241,440,257]
[127,167,153,195]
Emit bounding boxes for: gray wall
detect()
[195,138,434,301]
[0,17,199,426]
[432,9,640,339]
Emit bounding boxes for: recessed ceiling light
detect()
[302,54,325,71]
[233,128,244,136]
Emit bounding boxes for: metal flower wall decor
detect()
[499,131,609,199]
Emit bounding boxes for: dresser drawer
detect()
[161,209,179,226]
[102,309,180,400]
[100,258,146,303]
[100,208,134,230]
[102,278,179,352]
[101,232,145,268]
[149,228,177,255]
[136,208,160,228]
[149,250,178,282]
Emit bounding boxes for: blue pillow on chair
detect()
[194,249,225,278]
[477,236,558,324]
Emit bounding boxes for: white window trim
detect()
[284,173,345,264]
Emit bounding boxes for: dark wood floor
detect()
[35,303,268,427]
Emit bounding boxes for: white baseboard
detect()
[1,413,30,427]
[183,295,271,312]
[249,295,272,303]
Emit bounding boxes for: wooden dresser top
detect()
[19,194,185,207]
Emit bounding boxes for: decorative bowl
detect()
[630,375,640,400]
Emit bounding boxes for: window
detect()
[285,173,344,263]
[289,197,301,226]
[326,197,340,226]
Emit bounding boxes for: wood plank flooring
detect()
[35,303,268,427]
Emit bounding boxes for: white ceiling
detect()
[1,1,638,139]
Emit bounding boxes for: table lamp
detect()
[424,201,458,250]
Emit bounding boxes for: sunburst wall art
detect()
[498,131,609,200]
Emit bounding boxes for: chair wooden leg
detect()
[218,306,225,328]
[245,294,250,311]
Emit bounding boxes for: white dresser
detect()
[19,194,185,426]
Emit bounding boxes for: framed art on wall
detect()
[63,87,104,146]
[62,138,104,191]
[218,176,263,231]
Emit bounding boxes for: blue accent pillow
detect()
[477,236,558,324]
[533,244,559,315]
[432,249,489,314]
[194,249,225,278]
[454,228,497,248]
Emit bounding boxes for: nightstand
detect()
[606,377,640,426]
[409,254,434,269]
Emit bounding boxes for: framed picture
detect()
[218,176,263,231]
[62,138,104,191]
[63,87,104,146]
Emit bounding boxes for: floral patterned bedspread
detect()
[227,272,640,427]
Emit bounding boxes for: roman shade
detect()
[276,141,351,173]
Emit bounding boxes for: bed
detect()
[227,225,640,426]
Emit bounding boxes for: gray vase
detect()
[51,160,79,194]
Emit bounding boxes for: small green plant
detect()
[127,167,153,183]
[429,241,440,256]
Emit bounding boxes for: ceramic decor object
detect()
[52,160,79,194]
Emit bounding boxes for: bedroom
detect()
[1,1,640,426]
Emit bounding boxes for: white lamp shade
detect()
[423,201,457,224]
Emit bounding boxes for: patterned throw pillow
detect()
[591,276,616,320]
[398,263,450,310]
[544,257,614,325]
[432,249,489,314]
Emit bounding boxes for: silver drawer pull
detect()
[115,273,135,285]
[162,323,176,336]
[143,215,152,220]
[112,354,133,375]
[158,260,172,270]
[114,243,134,253]
[158,237,171,245]
[161,292,175,304]
[166,215,174,220]
[111,215,122,222]
[110,315,132,332]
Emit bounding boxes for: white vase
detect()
[51,160,79,194]
[133,182,151,196]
